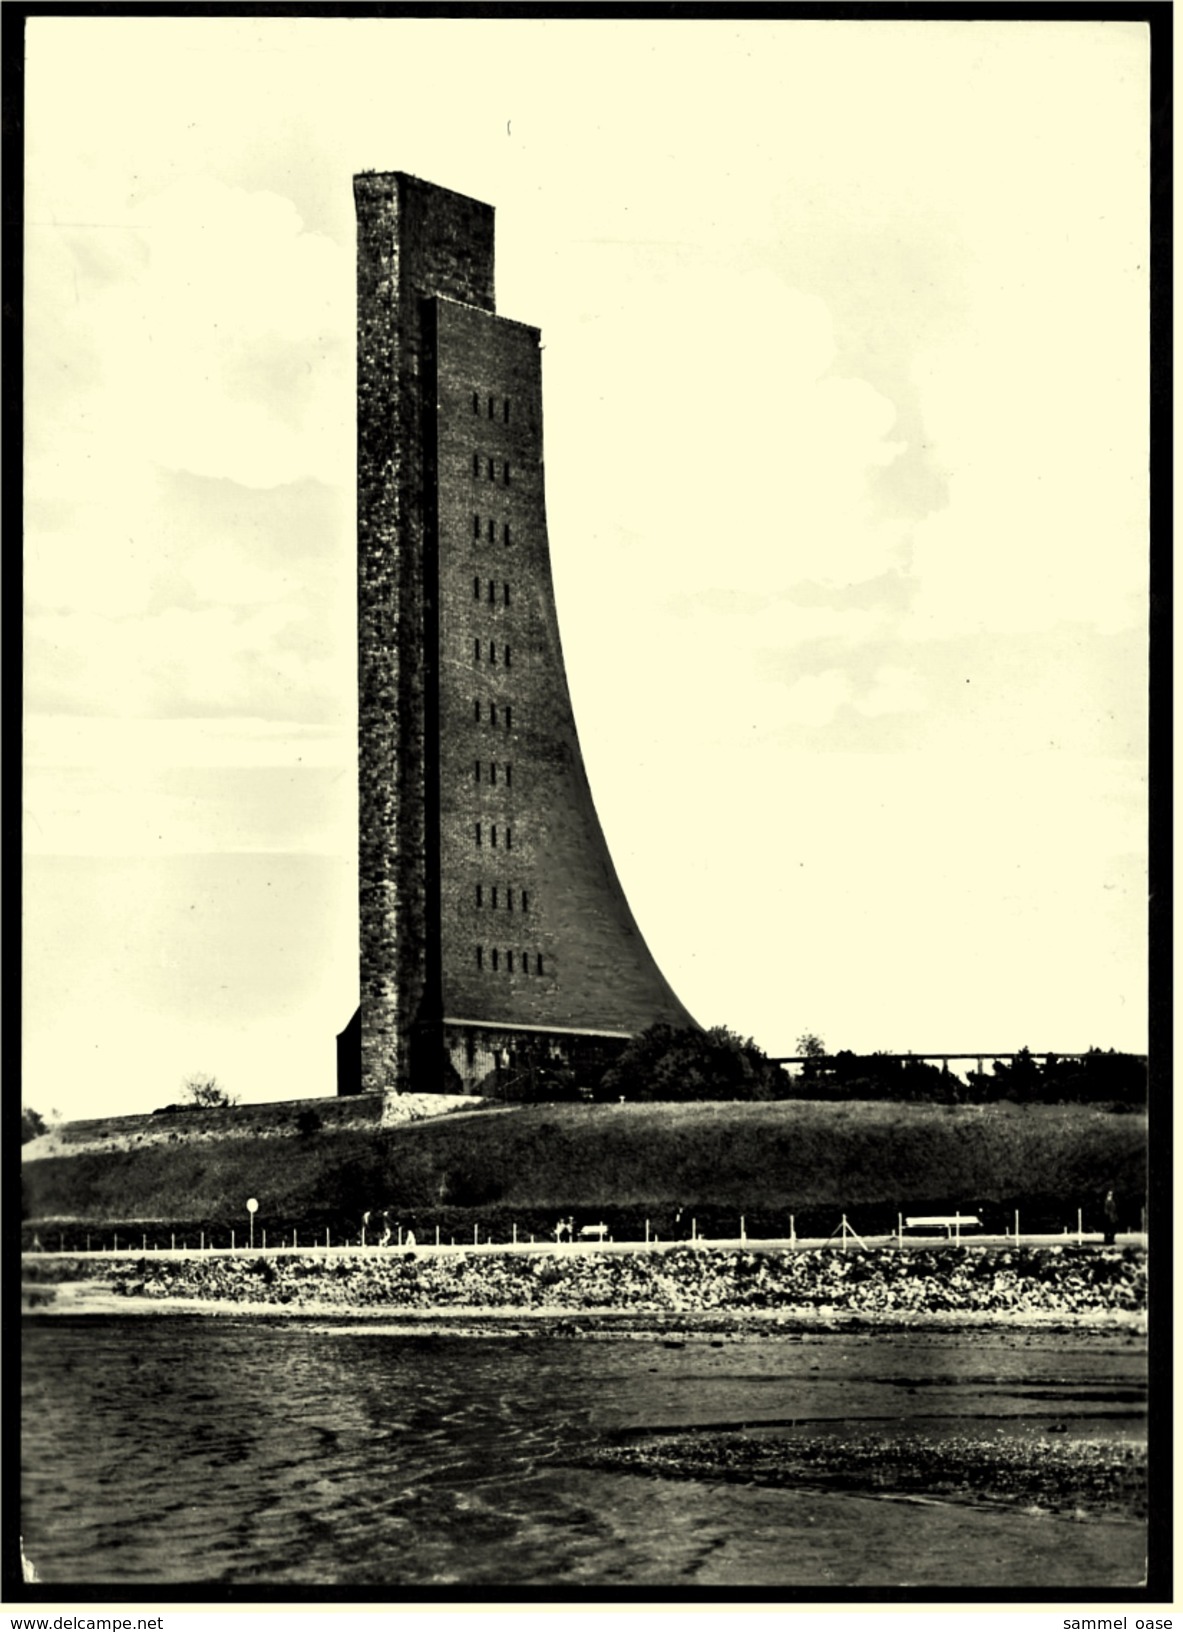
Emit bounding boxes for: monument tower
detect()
[342,172,696,1095]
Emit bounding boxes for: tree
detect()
[21,1106,47,1145]
[600,1024,785,1102]
[795,1032,827,1083]
[182,1073,238,1110]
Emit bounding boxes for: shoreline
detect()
[22,1279,1147,1337]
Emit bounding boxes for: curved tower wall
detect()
[353,171,696,1094]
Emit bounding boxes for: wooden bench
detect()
[905,1214,981,1238]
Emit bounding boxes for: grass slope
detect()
[22,1100,1146,1239]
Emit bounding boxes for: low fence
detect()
[21,1203,1146,1257]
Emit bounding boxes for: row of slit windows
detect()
[473,578,511,606]
[474,761,512,787]
[474,394,511,422]
[475,884,528,912]
[473,700,512,730]
[476,947,543,975]
[474,453,512,485]
[474,516,512,545]
[475,822,512,849]
[475,640,511,666]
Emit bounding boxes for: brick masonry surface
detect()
[355,172,696,1095]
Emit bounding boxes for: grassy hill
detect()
[21,1099,1146,1247]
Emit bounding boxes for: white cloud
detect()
[26,174,353,495]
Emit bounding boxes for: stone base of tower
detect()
[441,1021,630,1097]
[340,1009,632,1098]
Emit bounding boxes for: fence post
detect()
[691,1217,697,1243]
[841,1214,848,1252]
[645,1218,650,1243]
[474,1224,479,1246]
[740,1215,746,1243]
[1077,1207,1083,1245]
[262,1229,267,1249]
[436,1225,440,1247]
[513,1223,518,1245]
[86,1234,91,1253]
[897,1213,903,1247]
[326,1227,330,1249]
[171,1233,176,1252]
[200,1231,204,1252]
[790,1215,796,1246]
[954,1211,960,1243]
[293,1229,297,1249]
[142,1234,147,1252]
[1014,1210,1020,1244]
[231,1229,235,1251]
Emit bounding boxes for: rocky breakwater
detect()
[94,1244,1147,1322]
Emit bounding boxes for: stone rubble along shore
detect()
[28,1243,1146,1320]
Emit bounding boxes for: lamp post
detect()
[247,1197,258,1250]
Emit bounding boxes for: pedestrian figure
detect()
[377,1210,392,1247]
[1103,1189,1118,1246]
[405,1229,416,1250]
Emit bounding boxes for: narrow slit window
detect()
[473,392,480,415]
[504,582,510,606]
[492,948,499,971]
[489,642,497,665]
[488,396,496,419]
[504,646,512,668]
[505,764,512,789]
[490,703,498,726]
[487,458,495,481]
[473,514,481,539]
[476,884,483,908]
[492,886,498,908]
[505,827,513,851]
[474,759,481,783]
[503,399,510,422]
[474,638,481,663]
[537,953,544,976]
[506,889,513,912]
[504,705,512,732]
[503,523,511,546]
[504,464,511,486]
[522,889,529,914]
[507,951,514,974]
[487,519,495,542]
[490,763,497,786]
[476,944,483,968]
[473,576,480,599]
[491,825,497,848]
[473,453,480,477]
[474,699,481,722]
[475,822,482,847]
[488,579,495,603]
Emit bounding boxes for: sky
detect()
[23,17,1149,1121]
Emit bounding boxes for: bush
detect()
[599,1024,784,1103]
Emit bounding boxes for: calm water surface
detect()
[22,1318,1146,1589]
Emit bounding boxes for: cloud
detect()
[26,174,353,494]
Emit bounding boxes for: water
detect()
[21,1319,1146,1589]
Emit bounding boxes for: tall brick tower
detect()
[345,171,696,1095]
